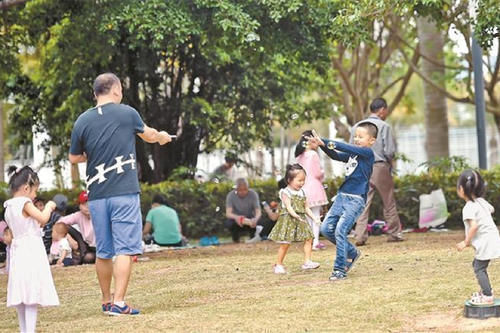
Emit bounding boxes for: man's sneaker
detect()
[102,302,112,315]
[245,235,262,243]
[346,249,361,273]
[329,270,346,281]
[273,264,286,274]
[108,303,140,316]
[302,261,320,270]
[387,233,404,242]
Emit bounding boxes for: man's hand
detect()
[236,216,245,227]
[158,131,172,145]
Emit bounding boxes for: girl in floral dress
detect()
[269,164,321,274]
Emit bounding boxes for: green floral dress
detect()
[268,187,314,243]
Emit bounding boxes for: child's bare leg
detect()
[277,244,290,265]
[304,238,313,262]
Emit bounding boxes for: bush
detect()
[2,163,499,237]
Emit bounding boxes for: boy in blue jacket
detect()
[308,123,377,281]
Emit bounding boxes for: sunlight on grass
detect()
[1,231,500,332]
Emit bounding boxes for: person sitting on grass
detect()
[224,178,261,243]
[307,124,377,281]
[39,195,67,254]
[143,194,185,247]
[49,223,74,267]
[59,191,96,264]
[1,227,12,273]
[456,169,500,305]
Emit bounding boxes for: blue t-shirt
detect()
[70,103,145,200]
[320,139,374,200]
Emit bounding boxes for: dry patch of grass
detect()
[1,231,500,332]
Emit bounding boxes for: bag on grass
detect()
[418,188,449,228]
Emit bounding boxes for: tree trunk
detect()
[417,17,450,159]
[70,164,80,189]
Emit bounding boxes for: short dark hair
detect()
[370,97,387,112]
[357,122,378,139]
[457,169,486,201]
[8,166,40,193]
[152,194,168,206]
[93,73,121,97]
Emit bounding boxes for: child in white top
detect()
[456,169,500,305]
[268,164,321,274]
[49,223,73,267]
[3,166,59,332]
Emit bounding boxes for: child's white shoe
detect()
[273,264,286,274]
[301,261,320,270]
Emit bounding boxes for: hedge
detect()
[2,166,500,238]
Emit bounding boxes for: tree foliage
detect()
[5,0,345,182]
[3,0,499,182]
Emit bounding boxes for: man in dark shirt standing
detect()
[69,73,172,315]
[351,98,404,245]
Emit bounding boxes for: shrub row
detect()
[2,167,499,238]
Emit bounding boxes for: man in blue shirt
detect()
[308,123,377,281]
[69,73,172,316]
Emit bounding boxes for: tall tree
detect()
[398,1,500,135]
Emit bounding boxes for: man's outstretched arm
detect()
[138,125,172,145]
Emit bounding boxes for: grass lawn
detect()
[2,231,500,332]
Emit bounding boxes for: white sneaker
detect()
[273,264,286,274]
[245,235,262,243]
[302,261,320,270]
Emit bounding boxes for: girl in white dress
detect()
[456,169,500,305]
[4,166,59,332]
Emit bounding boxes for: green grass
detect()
[2,231,500,332]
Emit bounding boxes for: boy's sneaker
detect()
[102,302,112,315]
[301,261,320,270]
[346,249,361,273]
[108,303,140,316]
[329,270,346,281]
[273,264,286,274]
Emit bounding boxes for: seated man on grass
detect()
[143,194,185,247]
[225,178,261,243]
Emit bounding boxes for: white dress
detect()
[4,197,59,307]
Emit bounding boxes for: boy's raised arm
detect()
[333,141,373,158]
